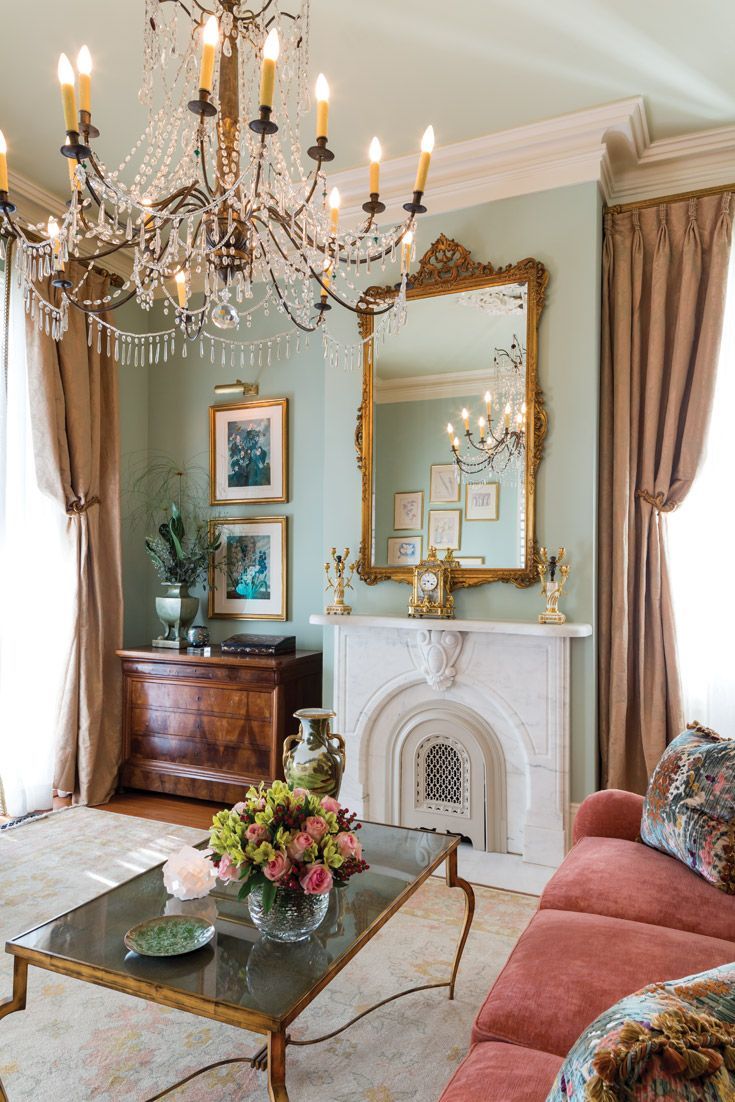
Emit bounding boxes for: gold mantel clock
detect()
[408,547,456,619]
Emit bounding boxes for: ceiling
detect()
[4,0,735,198]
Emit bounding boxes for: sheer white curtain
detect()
[669,251,735,733]
[0,251,76,816]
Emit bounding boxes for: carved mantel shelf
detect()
[309,613,592,639]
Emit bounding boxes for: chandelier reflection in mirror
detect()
[447,330,528,484]
[0,0,436,369]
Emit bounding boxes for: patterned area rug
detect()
[0,807,536,1102]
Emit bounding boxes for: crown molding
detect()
[334,97,735,217]
[376,367,492,404]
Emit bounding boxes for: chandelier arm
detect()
[270,206,412,269]
[309,264,399,317]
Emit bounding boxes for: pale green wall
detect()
[122,306,326,651]
[118,181,602,801]
[374,395,521,567]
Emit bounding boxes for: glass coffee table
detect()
[0,822,474,1102]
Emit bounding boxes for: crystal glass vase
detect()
[247,885,330,943]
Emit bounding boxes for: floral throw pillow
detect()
[640,724,735,894]
[546,964,735,1101]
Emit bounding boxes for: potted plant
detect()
[145,500,221,647]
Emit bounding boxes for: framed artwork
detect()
[387,536,423,567]
[210,398,288,505]
[430,463,460,504]
[455,556,485,567]
[428,509,461,551]
[465,482,499,521]
[208,516,287,621]
[393,490,424,531]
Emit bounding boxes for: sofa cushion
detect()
[439,1041,562,1102]
[541,836,735,942]
[472,910,735,1057]
[546,963,735,1101]
[641,725,735,894]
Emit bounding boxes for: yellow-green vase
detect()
[283,709,346,798]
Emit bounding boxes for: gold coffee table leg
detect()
[445,848,475,1000]
[267,1029,290,1102]
[0,958,29,1100]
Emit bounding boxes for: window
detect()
[0,244,77,816]
[668,252,735,731]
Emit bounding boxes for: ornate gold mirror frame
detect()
[355,234,548,589]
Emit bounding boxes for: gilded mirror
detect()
[355,235,548,588]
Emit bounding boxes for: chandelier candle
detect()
[415,125,435,192]
[315,73,329,140]
[57,54,77,134]
[260,29,279,109]
[174,271,187,309]
[77,46,92,114]
[401,229,413,273]
[0,131,7,194]
[369,136,382,194]
[329,187,341,234]
[199,16,219,95]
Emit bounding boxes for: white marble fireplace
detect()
[311,614,591,889]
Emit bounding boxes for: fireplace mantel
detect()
[310,613,592,638]
[310,611,592,890]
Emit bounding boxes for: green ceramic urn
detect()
[283,709,346,798]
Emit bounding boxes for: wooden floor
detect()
[96,791,222,830]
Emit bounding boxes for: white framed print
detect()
[430,463,460,504]
[428,509,461,551]
[208,516,287,620]
[393,490,424,531]
[210,398,288,505]
[465,482,499,521]
[387,535,423,567]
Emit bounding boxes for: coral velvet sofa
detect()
[438,789,735,1102]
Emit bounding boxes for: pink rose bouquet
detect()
[209,780,368,913]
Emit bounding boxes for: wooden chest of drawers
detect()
[117,646,323,804]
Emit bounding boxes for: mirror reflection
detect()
[372,282,529,571]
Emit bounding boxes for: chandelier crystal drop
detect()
[0,0,436,370]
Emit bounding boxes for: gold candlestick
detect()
[324,547,357,615]
[537,546,570,624]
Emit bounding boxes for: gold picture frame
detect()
[387,535,423,567]
[430,463,460,504]
[465,482,499,521]
[355,234,548,589]
[393,490,424,531]
[428,509,462,552]
[208,516,287,621]
[209,398,288,506]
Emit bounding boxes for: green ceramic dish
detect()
[123,915,215,957]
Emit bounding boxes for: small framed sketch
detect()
[455,556,485,567]
[387,535,423,567]
[394,490,424,531]
[465,482,499,521]
[428,509,461,551]
[430,463,460,504]
[210,398,288,506]
[208,516,287,621]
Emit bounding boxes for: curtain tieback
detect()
[636,489,677,513]
[66,495,100,516]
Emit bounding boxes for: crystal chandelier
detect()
[0,0,436,370]
[446,336,527,481]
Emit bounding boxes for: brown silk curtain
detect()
[25,265,123,805]
[599,193,732,792]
